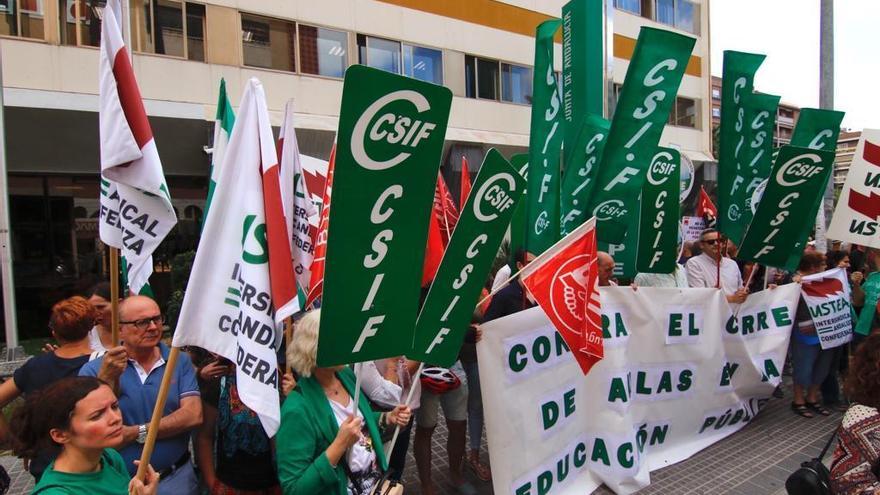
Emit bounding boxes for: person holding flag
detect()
[686,228,748,303]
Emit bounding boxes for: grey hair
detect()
[287,309,320,377]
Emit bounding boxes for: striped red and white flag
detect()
[306,144,336,308]
[98,0,176,294]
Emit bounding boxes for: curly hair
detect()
[287,309,320,377]
[49,296,97,343]
[844,334,880,409]
[10,376,107,458]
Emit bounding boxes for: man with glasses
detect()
[686,228,748,304]
[80,295,202,494]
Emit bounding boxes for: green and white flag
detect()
[526,19,563,255]
[717,50,765,239]
[508,154,529,270]
[585,27,694,244]
[726,92,780,245]
[561,0,606,168]
[560,114,610,236]
[317,65,452,367]
[206,78,236,220]
[738,146,835,271]
[636,147,680,273]
[411,149,525,367]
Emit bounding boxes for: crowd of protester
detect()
[0,230,879,494]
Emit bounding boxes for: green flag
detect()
[508,154,529,271]
[411,150,526,366]
[560,114,610,236]
[205,78,236,223]
[738,146,834,271]
[526,19,563,255]
[561,0,606,168]
[717,50,765,239]
[636,147,680,273]
[585,27,694,244]
[725,92,780,245]
[317,65,452,366]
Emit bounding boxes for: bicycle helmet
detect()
[419,366,461,394]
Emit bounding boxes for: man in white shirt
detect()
[686,228,748,303]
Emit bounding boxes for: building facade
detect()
[0,0,711,340]
[834,130,861,193]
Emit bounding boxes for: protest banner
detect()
[278,100,318,300]
[560,114,610,236]
[520,218,602,374]
[801,268,854,349]
[205,78,235,222]
[827,129,880,248]
[724,92,780,245]
[636,148,680,274]
[717,50,765,239]
[478,284,800,495]
[173,78,298,435]
[317,65,452,366]
[98,2,177,296]
[411,149,525,367]
[738,146,834,271]
[561,0,606,168]
[527,19,564,255]
[681,216,706,243]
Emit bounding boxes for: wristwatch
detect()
[136,424,148,444]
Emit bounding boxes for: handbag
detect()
[785,427,837,495]
[370,469,404,495]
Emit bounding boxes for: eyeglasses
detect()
[120,314,164,331]
[702,238,720,245]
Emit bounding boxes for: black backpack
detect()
[785,427,837,495]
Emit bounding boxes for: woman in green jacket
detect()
[277,309,412,495]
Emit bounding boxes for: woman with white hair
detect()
[277,309,412,495]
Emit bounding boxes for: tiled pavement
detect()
[1,378,840,495]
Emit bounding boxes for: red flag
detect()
[697,186,718,218]
[520,217,602,375]
[306,144,335,307]
[460,156,472,209]
[422,208,444,286]
[433,172,459,246]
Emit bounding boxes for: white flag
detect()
[173,78,297,435]
[278,100,318,297]
[98,0,177,293]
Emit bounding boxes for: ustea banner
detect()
[828,129,880,248]
[801,268,854,349]
[318,65,452,366]
[478,284,800,495]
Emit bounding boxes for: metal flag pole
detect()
[0,47,19,358]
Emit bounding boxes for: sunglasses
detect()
[120,314,165,331]
[702,238,720,245]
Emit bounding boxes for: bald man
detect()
[80,295,202,494]
[597,251,616,287]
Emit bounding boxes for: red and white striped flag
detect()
[98,0,177,294]
[520,217,603,375]
[306,144,336,308]
[173,78,297,435]
[278,100,318,301]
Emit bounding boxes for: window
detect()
[613,0,641,15]
[299,24,347,78]
[501,63,532,104]
[130,1,204,59]
[403,44,442,85]
[653,0,699,34]
[465,55,499,100]
[241,13,295,72]
[1,0,45,39]
[667,97,697,128]
[60,0,104,47]
[712,88,721,100]
[358,34,400,74]
[711,106,720,118]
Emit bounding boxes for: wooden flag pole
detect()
[135,346,181,481]
[284,317,294,374]
[351,362,363,413]
[109,247,121,346]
